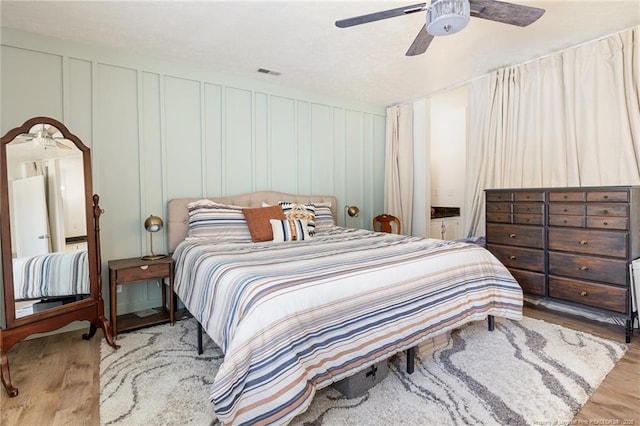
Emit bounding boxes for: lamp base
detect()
[141,254,168,261]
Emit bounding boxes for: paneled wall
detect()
[1,28,386,315]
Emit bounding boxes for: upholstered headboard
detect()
[167,191,339,253]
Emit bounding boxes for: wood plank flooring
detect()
[1,305,638,425]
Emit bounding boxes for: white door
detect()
[10,175,50,257]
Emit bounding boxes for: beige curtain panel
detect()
[385,103,414,235]
[464,26,640,237]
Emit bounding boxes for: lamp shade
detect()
[144,215,163,233]
[346,206,360,217]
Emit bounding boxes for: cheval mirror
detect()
[0,116,118,397]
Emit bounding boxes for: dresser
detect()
[485,186,640,342]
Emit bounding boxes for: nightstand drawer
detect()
[115,262,171,282]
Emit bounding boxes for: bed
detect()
[12,249,90,299]
[168,191,523,425]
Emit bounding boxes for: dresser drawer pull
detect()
[578,266,589,271]
[140,265,149,270]
[603,222,608,226]
[509,255,517,260]
[580,291,588,297]
[509,233,516,238]
[603,210,608,214]
[603,195,609,199]
[579,240,588,245]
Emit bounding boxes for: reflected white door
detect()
[10,175,50,257]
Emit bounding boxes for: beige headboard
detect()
[167,191,339,253]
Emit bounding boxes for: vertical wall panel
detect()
[254,93,269,190]
[204,83,223,196]
[67,58,93,147]
[345,109,364,229]
[0,46,63,132]
[224,87,253,195]
[95,64,141,262]
[310,104,334,195]
[296,101,311,194]
[333,108,347,223]
[270,96,297,193]
[165,76,202,199]
[373,114,386,220]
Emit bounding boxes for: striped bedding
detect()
[12,250,90,299]
[173,226,523,425]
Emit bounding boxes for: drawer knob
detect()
[603,195,609,199]
[140,265,149,270]
[580,291,588,297]
[603,222,608,226]
[509,255,516,260]
[509,233,516,238]
[564,209,568,212]
[603,210,608,214]
[578,266,588,271]
[579,240,588,245]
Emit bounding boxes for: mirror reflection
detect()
[6,123,89,318]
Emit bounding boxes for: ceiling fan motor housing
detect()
[426,0,470,36]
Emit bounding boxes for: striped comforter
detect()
[12,250,90,299]
[173,227,523,425]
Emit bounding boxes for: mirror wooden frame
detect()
[0,116,118,397]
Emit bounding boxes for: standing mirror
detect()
[0,117,118,397]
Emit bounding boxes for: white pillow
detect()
[270,219,311,242]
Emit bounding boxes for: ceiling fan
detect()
[14,124,72,150]
[335,0,545,56]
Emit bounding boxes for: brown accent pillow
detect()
[242,205,286,242]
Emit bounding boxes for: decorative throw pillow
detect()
[313,202,334,229]
[278,202,316,235]
[242,205,286,242]
[187,199,252,242]
[270,219,311,242]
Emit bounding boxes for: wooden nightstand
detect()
[108,256,175,336]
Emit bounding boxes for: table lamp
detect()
[142,215,167,260]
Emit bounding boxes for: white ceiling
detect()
[2,0,639,106]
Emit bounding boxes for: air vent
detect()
[257,68,281,76]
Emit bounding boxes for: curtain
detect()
[385,103,414,234]
[464,26,640,237]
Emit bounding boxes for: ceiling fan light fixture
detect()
[426,0,470,37]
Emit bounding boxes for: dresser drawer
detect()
[115,262,171,282]
[513,192,544,202]
[548,204,585,216]
[548,228,628,258]
[486,192,512,202]
[487,244,544,272]
[586,190,629,203]
[586,216,628,231]
[513,214,544,226]
[486,212,512,223]
[586,204,628,217]
[548,215,585,228]
[549,277,628,313]
[486,224,544,249]
[510,269,545,296]
[486,202,511,213]
[548,252,627,285]
[513,203,544,214]
[549,191,585,202]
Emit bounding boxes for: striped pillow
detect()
[312,202,334,229]
[278,202,316,235]
[270,219,311,242]
[187,199,252,242]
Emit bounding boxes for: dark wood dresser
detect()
[485,186,640,342]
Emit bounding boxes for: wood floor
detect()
[1,305,639,426]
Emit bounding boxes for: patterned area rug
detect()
[100,316,626,425]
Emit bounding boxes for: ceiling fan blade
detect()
[406,25,434,56]
[470,0,545,27]
[336,3,426,28]
[55,140,72,149]
[45,125,59,136]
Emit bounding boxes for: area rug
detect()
[100,316,626,426]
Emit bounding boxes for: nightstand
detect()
[108,256,175,336]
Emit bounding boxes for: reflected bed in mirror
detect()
[6,122,89,318]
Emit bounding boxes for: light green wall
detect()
[1,28,386,316]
